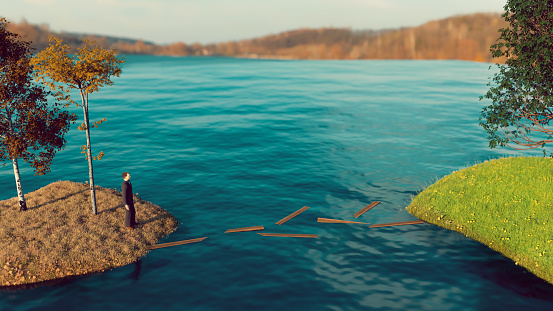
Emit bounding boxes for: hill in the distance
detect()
[6,13,507,63]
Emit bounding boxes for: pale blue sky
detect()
[2,0,507,44]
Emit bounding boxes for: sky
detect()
[1,0,507,44]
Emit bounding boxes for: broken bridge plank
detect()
[369,220,425,228]
[354,201,380,218]
[147,237,208,250]
[317,218,370,225]
[258,233,318,238]
[275,206,310,225]
[225,225,265,233]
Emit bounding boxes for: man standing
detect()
[122,172,138,229]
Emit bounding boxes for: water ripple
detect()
[1,57,551,310]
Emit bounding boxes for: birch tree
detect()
[0,19,76,211]
[31,36,125,215]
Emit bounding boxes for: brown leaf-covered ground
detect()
[0,181,178,287]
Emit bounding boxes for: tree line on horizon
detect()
[6,13,507,63]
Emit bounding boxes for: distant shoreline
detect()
[8,13,506,64]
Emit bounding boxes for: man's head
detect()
[122,172,131,181]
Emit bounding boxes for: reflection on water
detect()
[129,260,141,282]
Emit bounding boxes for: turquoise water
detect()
[1,56,553,310]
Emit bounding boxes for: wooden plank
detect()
[369,220,425,228]
[258,233,318,238]
[225,225,265,233]
[317,218,370,225]
[275,206,310,225]
[147,237,208,250]
[354,201,380,218]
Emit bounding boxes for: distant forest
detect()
[6,13,507,63]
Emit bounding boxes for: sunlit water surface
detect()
[1,56,552,310]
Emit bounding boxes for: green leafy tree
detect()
[480,0,553,154]
[0,19,77,211]
[32,36,125,215]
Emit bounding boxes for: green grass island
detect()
[0,181,178,287]
[407,156,553,285]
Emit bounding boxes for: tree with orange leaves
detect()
[0,19,77,211]
[32,36,125,215]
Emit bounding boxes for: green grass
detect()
[0,181,178,287]
[407,156,553,284]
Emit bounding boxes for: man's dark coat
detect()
[122,180,136,227]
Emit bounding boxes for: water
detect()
[1,56,552,310]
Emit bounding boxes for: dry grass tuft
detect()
[0,180,178,287]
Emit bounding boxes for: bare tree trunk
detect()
[6,111,27,211]
[81,91,97,215]
[12,157,27,211]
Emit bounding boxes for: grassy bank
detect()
[407,157,553,284]
[0,181,178,287]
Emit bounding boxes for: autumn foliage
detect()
[31,36,125,215]
[1,18,76,211]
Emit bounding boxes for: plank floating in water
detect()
[258,233,318,238]
[275,206,310,225]
[225,225,265,233]
[354,201,380,218]
[369,220,425,228]
[317,218,370,225]
[147,237,208,250]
